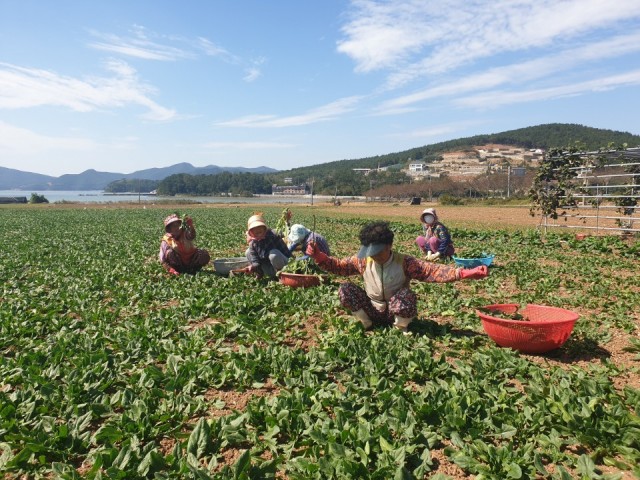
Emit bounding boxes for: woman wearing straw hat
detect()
[416,207,455,261]
[159,213,211,275]
[244,213,292,278]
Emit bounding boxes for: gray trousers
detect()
[245,248,289,277]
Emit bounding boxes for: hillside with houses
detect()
[406,144,544,179]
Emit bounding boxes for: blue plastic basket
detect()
[452,253,495,268]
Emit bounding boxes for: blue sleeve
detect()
[436,225,452,255]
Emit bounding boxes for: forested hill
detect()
[282,123,640,179]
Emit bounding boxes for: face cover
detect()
[422,213,436,224]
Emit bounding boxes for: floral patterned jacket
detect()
[159,225,197,264]
[315,250,460,311]
[422,222,454,255]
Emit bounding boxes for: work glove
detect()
[244,264,264,278]
[459,265,488,280]
[426,251,440,261]
[305,241,328,263]
[168,267,180,276]
[185,217,194,228]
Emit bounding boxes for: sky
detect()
[1,1,640,177]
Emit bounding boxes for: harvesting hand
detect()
[168,267,180,276]
[459,265,488,280]
[242,265,262,277]
[185,217,194,228]
[305,242,328,263]
[426,251,440,261]
[305,241,317,257]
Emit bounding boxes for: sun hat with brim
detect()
[357,243,387,259]
[247,214,267,231]
[164,214,182,228]
[288,224,309,244]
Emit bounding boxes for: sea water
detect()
[0,190,363,205]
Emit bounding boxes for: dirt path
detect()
[315,202,541,229]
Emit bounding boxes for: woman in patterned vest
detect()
[305,221,486,334]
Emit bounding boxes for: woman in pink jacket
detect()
[159,214,210,275]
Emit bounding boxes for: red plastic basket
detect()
[279,272,326,288]
[476,304,579,354]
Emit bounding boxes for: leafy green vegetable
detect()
[279,258,324,275]
[479,307,526,321]
[274,207,292,238]
[0,206,638,478]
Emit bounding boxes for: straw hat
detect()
[247,214,267,231]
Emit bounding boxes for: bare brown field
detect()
[310,202,541,229]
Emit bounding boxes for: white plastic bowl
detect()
[213,257,249,276]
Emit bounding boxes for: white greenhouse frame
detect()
[541,148,640,235]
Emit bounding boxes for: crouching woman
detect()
[245,214,292,278]
[159,214,211,275]
[305,221,487,334]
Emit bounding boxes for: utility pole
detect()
[507,165,511,198]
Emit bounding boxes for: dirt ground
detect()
[214,199,631,233]
[315,202,541,228]
[210,200,600,232]
[167,200,539,230]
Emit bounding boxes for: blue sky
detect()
[1,0,640,177]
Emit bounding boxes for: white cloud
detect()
[337,0,430,73]
[243,57,267,82]
[88,26,195,61]
[0,121,95,155]
[338,0,640,88]
[243,67,262,82]
[88,26,264,84]
[455,70,640,108]
[0,60,176,121]
[215,96,364,128]
[196,37,239,63]
[374,31,640,114]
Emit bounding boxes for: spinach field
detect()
[1,205,639,479]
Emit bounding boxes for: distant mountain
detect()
[0,168,57,191]
[0,163,278,191]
